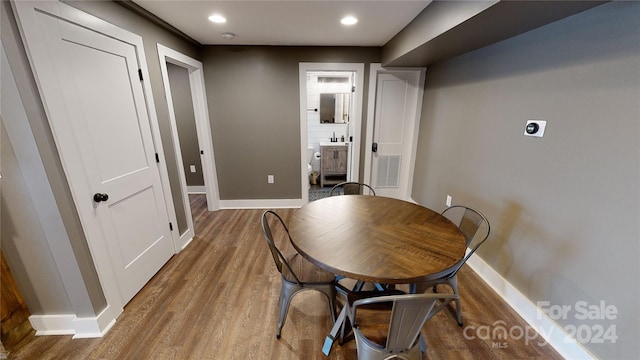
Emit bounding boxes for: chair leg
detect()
[277,282,298,338]
[419,334,428,353]
[454,297,463,326]
[318,285,337,324]
[408,283,417,294]
[448,276,463,326]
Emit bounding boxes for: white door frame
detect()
[363,64,426,201]
[299,62,365,203]
[157,44,221,249]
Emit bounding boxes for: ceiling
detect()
[132,0,431,46]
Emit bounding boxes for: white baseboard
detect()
[187,186,206,194]
[467,255,597,360]
[29,305,119,339]
[219,198,303,209]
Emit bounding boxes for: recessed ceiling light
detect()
[341,16,358,26]
[208,14,227,24]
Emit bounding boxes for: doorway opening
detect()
[158,44,220,251]
[299,63,365,203]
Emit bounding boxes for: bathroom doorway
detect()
[299,63,365,203]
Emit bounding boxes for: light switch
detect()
[190,165,196,173]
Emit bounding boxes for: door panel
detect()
[15,3,174,306]
[370,70,424,200]
[378,78,408,144]
[63,40,149,182]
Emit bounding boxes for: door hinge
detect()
[155,153,160,163]
[138,69,143,81]
[169,222,173,231]
[352,86,356,92]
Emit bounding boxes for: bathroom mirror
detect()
[320,93,350,124]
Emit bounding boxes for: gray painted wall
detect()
[1,125,73,314]
[202,46,380,200]
[411,2,639,358]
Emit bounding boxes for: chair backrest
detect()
[441,205,490,275]
[352,293,456,353]
[329,182,376,196]
[260,210,302,284]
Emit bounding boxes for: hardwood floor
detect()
[8,195,563,359]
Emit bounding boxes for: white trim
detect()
[187,185,206,194]
[219,199,302,209]
[467,255,597,360]
[364,64,425,200]
[299,63,365,204]
[28,306,117,339]
[157,44,220,213]
[157,45,197,250]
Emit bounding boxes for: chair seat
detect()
[282,253,335,283]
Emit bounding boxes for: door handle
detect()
[93,193,109,203]
[372,142,378,153]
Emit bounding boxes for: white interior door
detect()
[364,65,425,200]
[13,1,175,307]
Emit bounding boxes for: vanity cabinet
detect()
[320,145,348,187]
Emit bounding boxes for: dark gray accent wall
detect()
[202,46,380,200]
[412,2,639,358]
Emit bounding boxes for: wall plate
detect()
[524,120,546,138]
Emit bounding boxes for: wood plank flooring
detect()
[7,195,563,359]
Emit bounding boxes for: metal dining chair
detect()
[337,292,456,360]
[329,181,376,196]
[410,205,490,326]
[260,210,337,338]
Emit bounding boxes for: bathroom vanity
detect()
[320,143,348,188]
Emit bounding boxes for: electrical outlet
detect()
[446,195,452,207]
[267,175,275,184]
[190,165,196,173]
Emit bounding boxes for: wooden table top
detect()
[289,196,466,284]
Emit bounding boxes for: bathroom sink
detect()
[320,142,348,146]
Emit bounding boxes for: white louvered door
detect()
[370,70,424,199]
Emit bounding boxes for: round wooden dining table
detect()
[289,195,467,284]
